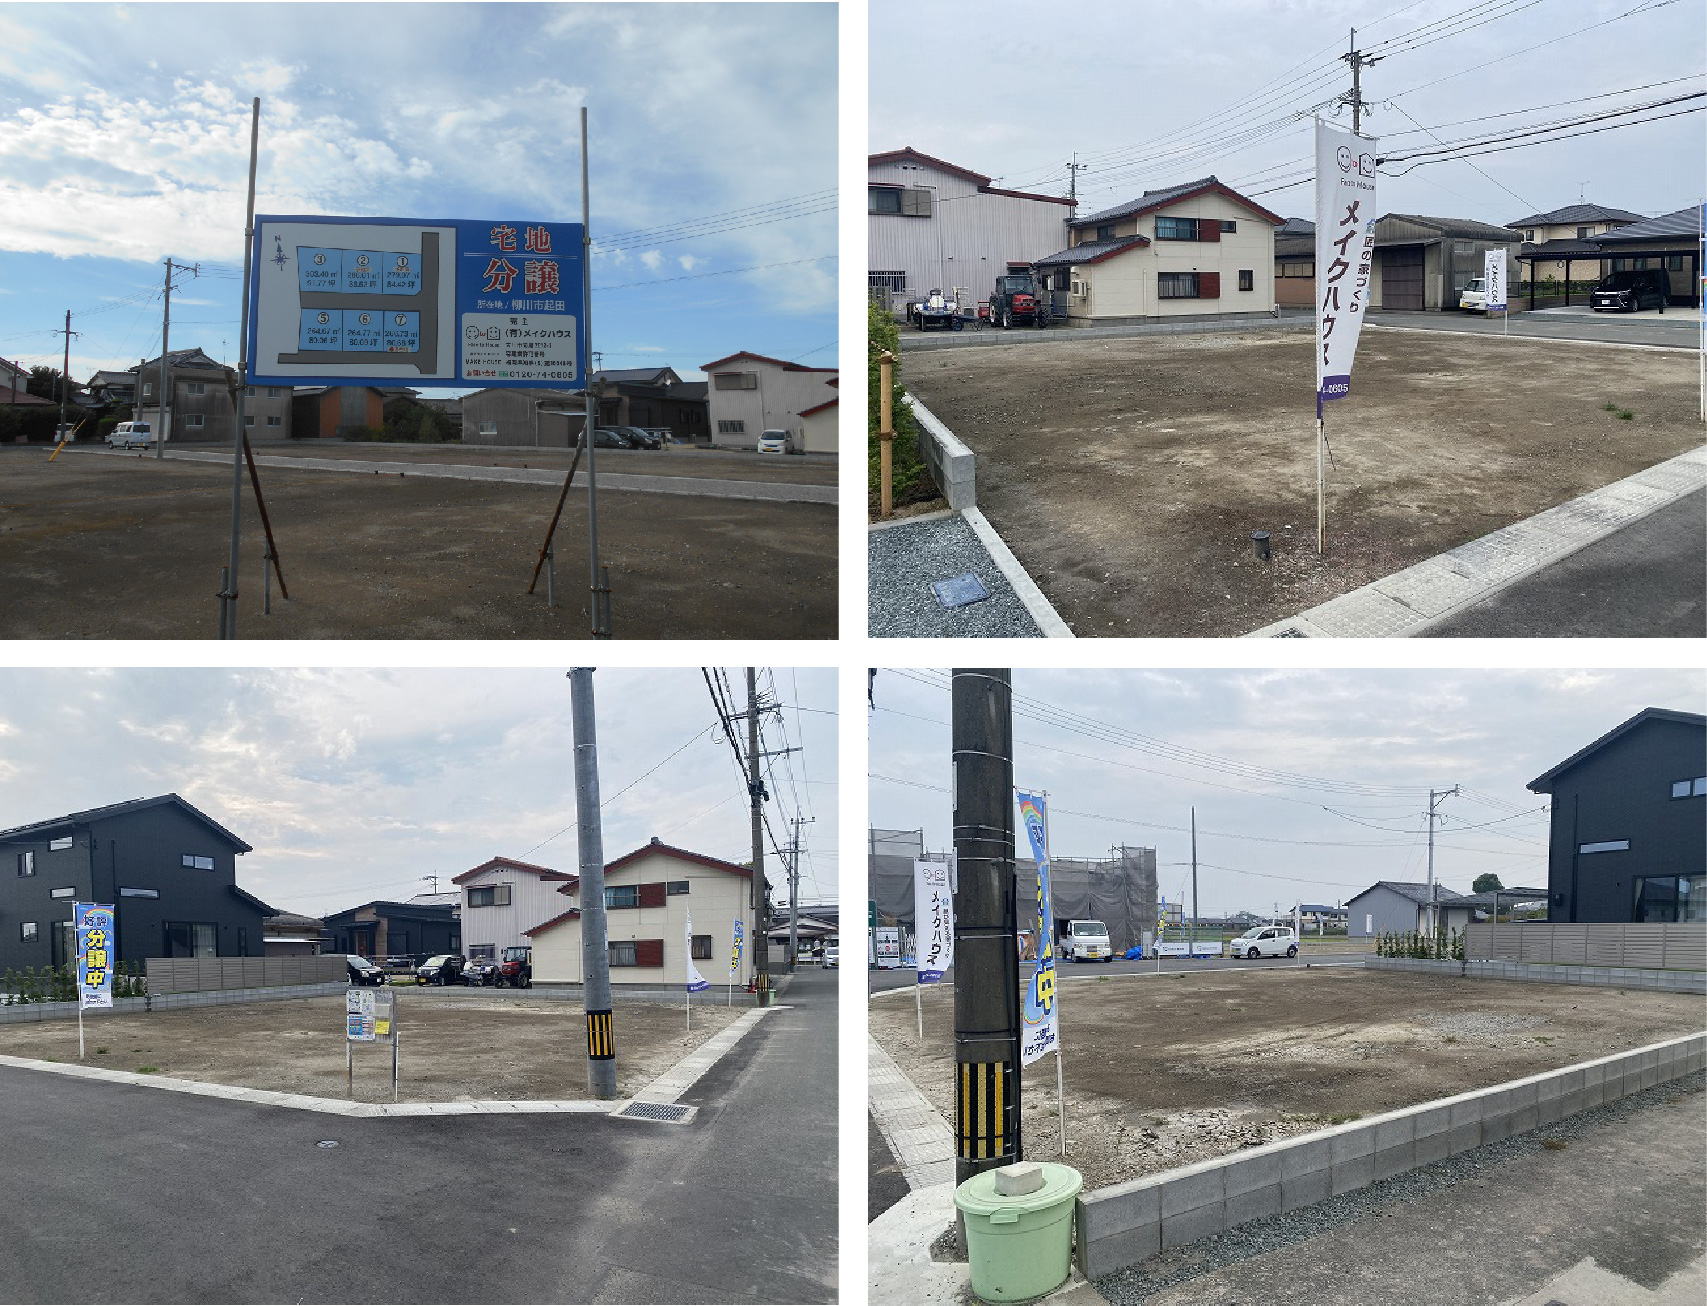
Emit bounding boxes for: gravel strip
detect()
[1092,1071,1707,1305]
[868,514,1044,638]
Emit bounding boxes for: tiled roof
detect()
[1380,214,1526,244]
[1348,881,1467,907]
[1033,237,1149,268]
[1593,205,1705,243]
[1507,203,1646,228]
[1072,176,1284,229]
[452,856,576,886]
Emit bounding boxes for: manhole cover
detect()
[316,1140,339,1148]
[931,574,990,609]
[614,1101,695,1124]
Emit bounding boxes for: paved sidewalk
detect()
[1249,446,1706,637]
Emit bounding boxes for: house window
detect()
[666,881,690,895]
[142,382,153,397]
[868,270,906,293]
[185,382,205,396]
[467,884,512,908]
[1634,874,1706,923]
[1096,224,1118,242]
[119,887,159,899]
[245,415,255,426]
[1155,216,1199,240]
[185,414,205,428]
[1238,269,1254,292]
[49,837,72,851]
[609,940,638,966]
[237,927,248,956]
[717,420,745,434]
[267,416,281,427]
[20,922,38,943]
[605,885,641,909]
[479,421,498,435]
[267,387,282,398]
[1665,255,1686,271]
[163,921,218,957]
[1220,220,1238,233]
[1671,777,1707,798]
[50,886,76,899]
[712,372,757,390]
[246,386,256,398]
[18,851,35,876]
[692,934,713,959]
[1576,226,1591,240]
[1158,272,1201,299]
[868,186,931,217]
[1280,261,1315,278]
[1578,840,1630,854]
[869,186,902,215]
[1524,229,1536,242]
[182,854,215,871]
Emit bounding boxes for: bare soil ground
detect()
[0,992,739,1102]
[870,967,1706,1192]
[0,448,835,639]
[903,328,1704,636]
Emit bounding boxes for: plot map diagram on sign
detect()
[248,216,585,388]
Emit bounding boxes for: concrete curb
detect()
[962,507,1076,638]
[1365,321,1700,353]
[1367,955,1707,993]
[868,507,956,533]
[0,1003,783,1119]
[868,1033,956,1191]
[1247,446,1707,637]
[907,394,977,510]
[1074,1031,1707,1278]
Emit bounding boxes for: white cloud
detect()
[639,250,663,271]
[678,254,703,271]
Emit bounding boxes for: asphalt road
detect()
[867,950,1370,993]
[0,968,837,1304]
[1372,304,1702,350]
[1422,487,1707,638]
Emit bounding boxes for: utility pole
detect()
[787,816,804,974]
[1341,28,1381,135]
[1190,807,1198,953]
[155,257,199,461]
[746,668,771,1006]
[1066,154,1088,204]
[1425,786,1460,937]
[570,668,618,1099]
[951,668,1021,1182]
[56,310,78,445]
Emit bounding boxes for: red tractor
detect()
[495,944,533,988]
[988,272,1048,329]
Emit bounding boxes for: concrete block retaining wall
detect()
[0,982,347,1025]
[1367,955,1707,994]
[905,394,976,511]
[1075,1031,1707,1279]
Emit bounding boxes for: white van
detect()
[107,421,152,448]
[1232,925,1299,959]
[1059,919,1113,962]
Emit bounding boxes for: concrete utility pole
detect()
[1190,807,1198,952]
[1066,154,1088,204]
[951,668,1021,1182]
[787,816,803,973]
[746,668,771,1005]
[57,310,77,444]
[1425,786,1460,937]
[570,668,618,1099]
[1341,28,1382,135]
[154,258,198,461]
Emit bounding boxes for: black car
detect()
[415,953,467,985]
[592,428,632,449]
[615,426,662,450]
[346,955,387,986]
[1591,268,1668,313]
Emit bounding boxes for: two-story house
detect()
[1033,177,1282,325]
[0,794,275,972]
[135,347,293,443]
[1507,202,1646,292]
[699,352,837,451]
[453,855,577,961]
[529,838,754,988]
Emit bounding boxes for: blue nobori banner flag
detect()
[73,902,116,1010]
[685,910,709,992]
[913,859,953,985]
[1015,793,1059,1066]
[1314,120,1379,416]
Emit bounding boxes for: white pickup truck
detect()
[1058,918,1113,963]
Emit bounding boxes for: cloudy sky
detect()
[869,668,1706,915]
[870,0,1704,228]
[0,3,835,385]
[0,667,838,917]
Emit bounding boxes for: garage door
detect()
[1382,246,1424,311]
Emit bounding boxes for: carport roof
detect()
[1593,204,1706,242]
[1518,237,1603,259]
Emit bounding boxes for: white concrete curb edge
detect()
[963,506,1076,638]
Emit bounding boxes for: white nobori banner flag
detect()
[1484,248,1507,312]
[1314,120,1379,415]
[913,859,953,984]
[685,910,709,991]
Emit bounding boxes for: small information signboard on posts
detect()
[346,987,399,1101]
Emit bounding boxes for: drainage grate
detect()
[614,1100,695,1124]
[1272,627,1308,638]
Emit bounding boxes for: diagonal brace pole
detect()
[242,434,288,600]
[528,441,584,595]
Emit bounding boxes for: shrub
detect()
[867,297,935,513]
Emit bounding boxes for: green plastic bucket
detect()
[953,1161,1084,1302]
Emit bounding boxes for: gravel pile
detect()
[868,515,1044,638]
[1092,1071,1706,1304]
[1414,1010,1547,1039]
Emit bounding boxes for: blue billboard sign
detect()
[247,216,586,388]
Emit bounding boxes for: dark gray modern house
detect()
[322,900,460,963]
[1527,707,1707,923]
[0,794,277,972]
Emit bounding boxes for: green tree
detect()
[1471,873,1504,895]
[26,366,63,401]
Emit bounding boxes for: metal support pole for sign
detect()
[347,1037,353,1100]
[1316,416,1326,554]
[392,1001,399,1103]
[915,981,924,1040]
[223,97,261,639]
[1042,787,1065,1156]
[579,107,607,640]
[77,996,84,1061]
[217,567,230,640]
[545,544,556,608]
[264,542,272,615]
[570,668,618,1099]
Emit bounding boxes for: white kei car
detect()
[1233,926,1299,959]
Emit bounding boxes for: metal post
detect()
[546,543,555,609]
[346,1036,353,1100]
[579,107,606,639]
[263,544,272,616]
[217,567,230,640]
[391,995,399,1103]
[878,351,896,518]
[1316,415,1326,554]
[157,262,171,461]
[746,668,770,1006]
[570,668,618,1099]
[951,668,1021,1182]
[1041,792,1065,1157]
[224,97,261,638]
